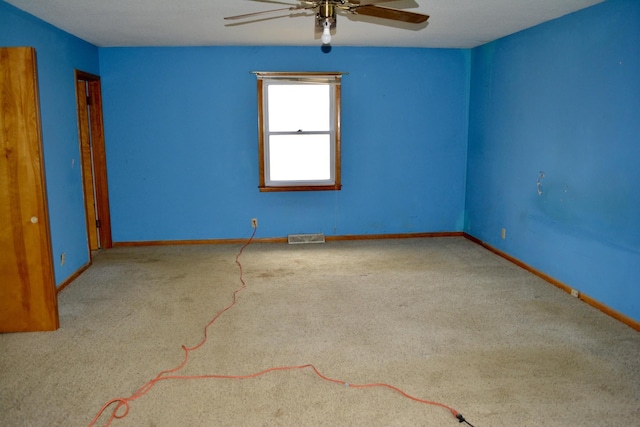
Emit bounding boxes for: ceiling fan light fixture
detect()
[321,19,332,44]
[224,1,430,44]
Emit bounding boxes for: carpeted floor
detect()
[1,237,639,426]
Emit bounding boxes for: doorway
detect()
[75,71,112,252]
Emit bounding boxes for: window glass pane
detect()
[268,84,330,132]
[269,134,331,181]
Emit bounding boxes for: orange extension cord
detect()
[89,228,473,427]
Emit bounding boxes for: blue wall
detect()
[0,1,100,286]
[465,0,640,321]
[99,47,470,241]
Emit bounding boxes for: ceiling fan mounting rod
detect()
[319,1,336,22]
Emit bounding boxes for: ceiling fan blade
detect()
[249,0,305,5]
[224,6,304,20]
[353,5,429,24]
[349,0,403,4]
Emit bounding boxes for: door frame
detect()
[75,70,112,251]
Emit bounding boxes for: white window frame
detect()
[255,72,343,192]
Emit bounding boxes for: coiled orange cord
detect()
[89,229,470,426]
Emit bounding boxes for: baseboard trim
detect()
[114,237,288,246]
[56,261,91,294]
[326,231,463,241]
[113,231,463,247]
[463,233,640,333]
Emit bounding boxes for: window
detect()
[256,72,343,192]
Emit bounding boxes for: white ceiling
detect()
[6,0,604,48]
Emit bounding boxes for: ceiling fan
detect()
[224,0,430,45]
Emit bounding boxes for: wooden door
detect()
[75,79,99,250]
[75,71,112,251]
[0,47,59,332]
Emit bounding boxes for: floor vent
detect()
[288,233,325,244]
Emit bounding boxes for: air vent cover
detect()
[288,233,325,244]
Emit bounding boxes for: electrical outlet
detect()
[570,289,580,298]
[501,228,506,240]
[251,218,258,228]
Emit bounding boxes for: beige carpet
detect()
[1,237,639,426]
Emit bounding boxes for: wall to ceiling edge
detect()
[465,0,640,322]
[0,0,100,286]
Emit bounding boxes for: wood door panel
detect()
[76,79,99,250]
[0,47,59,332]
[75,71,112,251]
